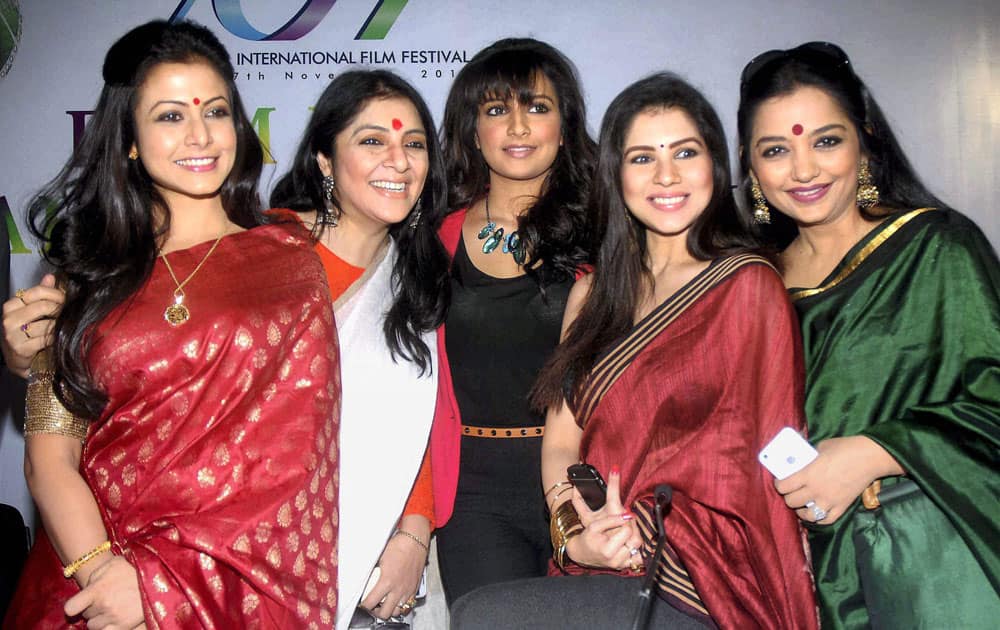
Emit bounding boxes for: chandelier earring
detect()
[408,199,423,230]
[750,174,771,224]
[319,175,339,227]
[856,160,879,210]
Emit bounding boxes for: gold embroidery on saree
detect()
[789,208,936,302]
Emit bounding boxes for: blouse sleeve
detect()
[401,448,435,529]
[24,351,88,441]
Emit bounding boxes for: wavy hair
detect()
[736,42,945,248]
[441,38,597,280]
[533,73,761,410]
[270,70,449,373]
[29,20,264,418]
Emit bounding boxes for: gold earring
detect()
[856,160,879,210]
[128,146,139,161]
[750,174,771,224]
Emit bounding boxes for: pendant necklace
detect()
[159,228,226,326]
[477,195,526,264]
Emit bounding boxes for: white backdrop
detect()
[2,0,998,526]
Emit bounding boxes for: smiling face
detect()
[474,73,562,188]
[318,96,428,231]
[132,61,236,211]
[748,85,864,228]
[620,107,714,242]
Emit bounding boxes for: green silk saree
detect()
[791,208,1000,629]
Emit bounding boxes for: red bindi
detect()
[792,123,803,136]
[392,118,403,130]
[193,97,201,105]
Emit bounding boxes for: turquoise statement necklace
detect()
[477,195,526,264]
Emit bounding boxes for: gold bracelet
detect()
[549,501,583,569]
[393,529,429,552]
[63,541,112,579]
[544,480,571,498]
[549,485,575,511]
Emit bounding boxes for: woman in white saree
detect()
[268,70,450,629]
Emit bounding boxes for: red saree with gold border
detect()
[6,224,341,629]
[561,255,818,629]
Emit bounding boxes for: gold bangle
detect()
[549,501,583,569]
[393,529,429,552]
[549,485,574,511]
[544,480,571,498]
[63,541,112,579]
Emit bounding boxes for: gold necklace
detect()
[159,230,226,326]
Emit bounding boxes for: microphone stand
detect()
[630,485,672,630]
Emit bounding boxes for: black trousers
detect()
[451,574,711,629]
[435,499,551,606]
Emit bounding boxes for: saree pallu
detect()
[790,208,1000,629]
[564,256,818,630]
[6,224,341,629]
[333,239,437,630]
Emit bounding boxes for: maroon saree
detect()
[6,224,341,629]
[564,255,818,629]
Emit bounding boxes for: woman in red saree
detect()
[451,74,817,629]
[4,21,340,629]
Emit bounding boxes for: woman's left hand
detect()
[775,435,904,525]
[64,555,145,629]
[565,466,643,570]
[360,517,429,620]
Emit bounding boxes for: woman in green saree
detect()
[736,42,1000,629]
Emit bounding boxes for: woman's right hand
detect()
[564,467,643,570]
[3,274,63,377]
[64,555,145,629]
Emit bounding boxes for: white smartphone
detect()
[758,427,818,479]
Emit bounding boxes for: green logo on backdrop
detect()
[0,0,21,79]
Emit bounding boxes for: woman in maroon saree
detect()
[451,74,817,629]
[4,21,339,629]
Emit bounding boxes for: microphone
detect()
[630,484,674,630]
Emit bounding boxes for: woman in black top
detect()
[434,37,596,604]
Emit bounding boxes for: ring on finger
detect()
[20,323,31,339]
[805,500,828,522]
[15,289,27,304]
[399,601,413,614]
[626,545,642,571]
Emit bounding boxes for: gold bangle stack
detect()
[63,540,112,579]
[549,500,583,570]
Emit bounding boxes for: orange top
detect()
[317,239,436,530]
[315,241,365,299]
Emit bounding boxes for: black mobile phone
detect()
[567,463,607,511]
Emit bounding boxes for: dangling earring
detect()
[408,200,422,230]
[128,146,139,161]
[856,160,879,210]
[750,173,771,224]
[322,175,335,201]
[319,175,339,227]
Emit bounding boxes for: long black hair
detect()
[533,72,760,410]
[736,41,945,248]
[441,37,597,280]
[270,70,449,373]
[30,20,263,419]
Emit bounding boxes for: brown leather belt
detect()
[461,424,545,439]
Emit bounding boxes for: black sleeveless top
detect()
[446,236,573,430]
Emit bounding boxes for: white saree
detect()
[334,240,438,630]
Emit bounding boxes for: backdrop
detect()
[1,0,998,526]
